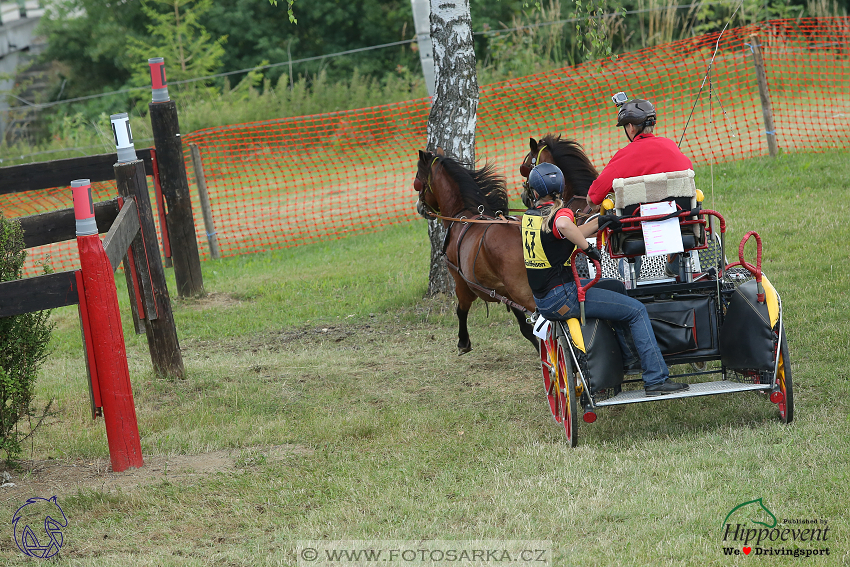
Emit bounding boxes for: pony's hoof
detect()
[457,344,472,355]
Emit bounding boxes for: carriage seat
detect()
[609,169,704,257]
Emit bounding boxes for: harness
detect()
[416,156,532,316]
[442,217,532,315]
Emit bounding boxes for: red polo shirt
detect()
[588,133,693,204]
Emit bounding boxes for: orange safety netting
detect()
[6,18,850,277]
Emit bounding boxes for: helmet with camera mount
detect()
[616,98,657,128]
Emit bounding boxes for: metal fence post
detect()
[189,143,221,260]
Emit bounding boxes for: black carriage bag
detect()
[643,295,719,357]
[579,318,625,393]
[719,280,775,371]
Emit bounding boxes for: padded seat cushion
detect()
[613,169,696,209]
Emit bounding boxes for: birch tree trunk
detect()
[425,0,479,297]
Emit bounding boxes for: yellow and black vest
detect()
[522,207,576,297]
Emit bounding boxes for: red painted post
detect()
[72,179,143,472]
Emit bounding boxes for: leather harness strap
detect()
[444,255,533,315]
[441,215,533,316]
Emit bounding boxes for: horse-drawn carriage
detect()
[537,168,793,446]
[414,142,793,448]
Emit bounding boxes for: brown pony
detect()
[520,135,600,222]
[414,150,538,354]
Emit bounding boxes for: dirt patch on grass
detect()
[176,292,243,311]
[0,444,312,498]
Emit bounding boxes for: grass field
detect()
[1,150,849,566]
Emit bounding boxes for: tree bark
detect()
[425,0,479,297]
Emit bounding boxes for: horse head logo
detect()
[722,497,777,529]
[12,496,68,559]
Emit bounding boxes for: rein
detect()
[421,208,521,225]
[415,154,533,316]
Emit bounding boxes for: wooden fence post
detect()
[189,143,221,260]
[111,113,185,378]
[147,57,205,297]
[72,179,143,472]
[748,34,778,158]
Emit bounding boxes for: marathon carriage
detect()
[536,169,793,446]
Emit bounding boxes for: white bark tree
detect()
[425,0,479,296]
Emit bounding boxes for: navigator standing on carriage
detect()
[522,163,689,395]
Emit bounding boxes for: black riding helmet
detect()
[616,98,657,128]
[617,98,657,142]
[528,162,565,201]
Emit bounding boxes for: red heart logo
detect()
[743,547,752,555]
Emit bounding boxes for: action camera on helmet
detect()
[611,92,628,107]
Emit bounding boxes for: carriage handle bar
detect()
[572,208,728,308]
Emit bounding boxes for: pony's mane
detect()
[421,153,508,215]
[540,134,598,197]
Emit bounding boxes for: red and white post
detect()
[72,179,143,472]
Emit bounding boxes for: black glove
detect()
[598,215,622,232]
[583,243,602,263]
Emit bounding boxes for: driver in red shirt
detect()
[587,98,693,206]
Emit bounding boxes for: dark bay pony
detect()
[414,150,538,354]
[520,135,600,222]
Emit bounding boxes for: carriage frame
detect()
[536,172,794,447]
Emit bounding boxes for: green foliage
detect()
[36,0,149,97]
[126,0,227,92]
[572,0,625,62]
[268,0,298,23]
[480,1,577,78]
[0,213,54,463]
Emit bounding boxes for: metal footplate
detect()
[595,380,771,407]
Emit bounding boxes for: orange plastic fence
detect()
[7,18,850,276]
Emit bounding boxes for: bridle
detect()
[414,155,441,216]
[414,154,518,225]
[520,143,548,196]
[520,143,595,218]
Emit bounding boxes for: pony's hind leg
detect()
[512,307,539,352]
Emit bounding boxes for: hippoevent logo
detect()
[12,496,68,559]
[721,498,830,558]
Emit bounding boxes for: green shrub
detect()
[0,212,54,462]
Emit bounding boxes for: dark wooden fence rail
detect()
[0,270,80,318]
[19,199,120,249]
[0,149,153,195]
[0,199,120,319]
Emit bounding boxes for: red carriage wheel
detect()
[540,325,561,422]
[558,335,579,447]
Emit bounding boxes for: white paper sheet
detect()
[640,201,684,257]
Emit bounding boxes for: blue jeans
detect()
[534,280,669,386]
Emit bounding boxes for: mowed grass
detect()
[2,150,849,566]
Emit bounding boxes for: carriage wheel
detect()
[558,336,579,447]
[540,327,562,422]
[776,329,794,424]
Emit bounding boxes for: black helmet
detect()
[528,162,565,201]
[616,98,657,127]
